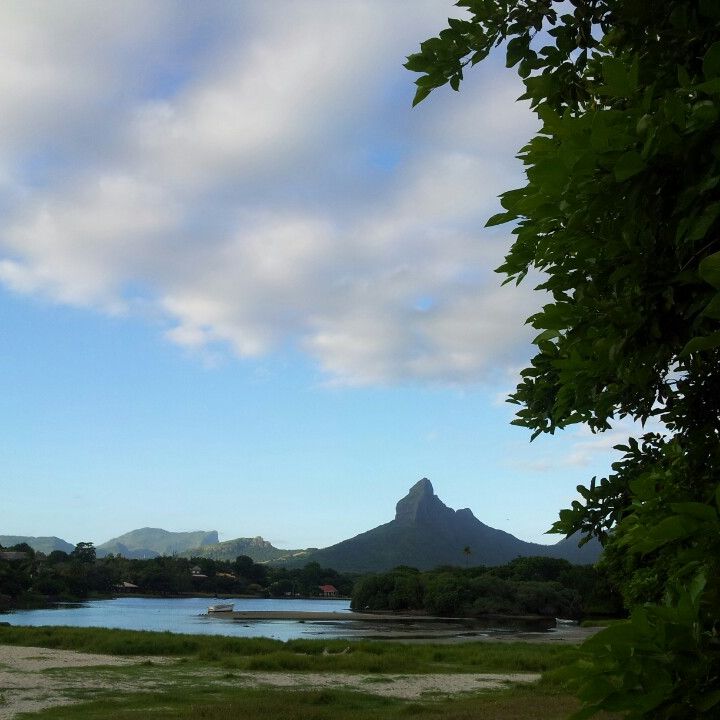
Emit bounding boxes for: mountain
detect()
[0,535,74,555]
[96,528,218,559]
[181,536,311,563]
[281,478,602,572]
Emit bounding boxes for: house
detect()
[319,584,338,597]
[115,581,139,591]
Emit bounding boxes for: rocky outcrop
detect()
[394,478,455,525]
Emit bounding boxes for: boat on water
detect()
[208,603,234,613]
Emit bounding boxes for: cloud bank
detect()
[0,1,539,385]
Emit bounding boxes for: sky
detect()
[1,0,633,551]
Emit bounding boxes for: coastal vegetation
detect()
[0,542,354,610]
[350,557,622,619]
[1,539,622,621]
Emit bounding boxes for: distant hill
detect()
[277,478,602,572]
[181,536,312,563]
[96,528,218,559]
[0,535,75,555]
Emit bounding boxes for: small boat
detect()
[208,603,234,613]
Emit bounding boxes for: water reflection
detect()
[5,597,352,641]
[4,597,557,642]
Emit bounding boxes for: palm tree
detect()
[462,545,471,568]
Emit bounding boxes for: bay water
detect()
[4,597,353,641]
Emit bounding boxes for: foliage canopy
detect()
[408,1,720,717]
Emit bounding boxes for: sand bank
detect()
[209,610,601,644]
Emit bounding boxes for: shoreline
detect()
[208,609,601,644]
[213,610,554,623]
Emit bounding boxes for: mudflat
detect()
[211,610,602,644]
[219,610,437,621]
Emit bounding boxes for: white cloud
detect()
[508,418,668,474]
[0,1,540,386]
[1,175,178,310]
[561,419,666,467]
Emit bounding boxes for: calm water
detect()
[4,597,353,641]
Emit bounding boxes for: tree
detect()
[71,542,96,564]
[407,2,720,717]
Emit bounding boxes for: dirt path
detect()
[0,645,539,719]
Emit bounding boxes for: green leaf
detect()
[680,331,720,356]
[506,36,526,68]
[688,571,707,604]
[637,515,696,553]
[701,293,720,319]
[404,54,428,72]
[614,151,645,181]
[694,687,720,712]
[581,621,634,652]
[602,57,635,96]
[412,86,432,107]
[485,211,515,227]
[669,502,718,523]
[698,251,720,288]
[694,78,720,94]
[703,41,720,79]
[688,203,720,242]
[630,474,656,501]
[533,329,559,343]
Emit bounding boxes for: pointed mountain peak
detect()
[395,477,452,526]
[410,477,434,496]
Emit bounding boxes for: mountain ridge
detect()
[0,535,75,555]
[274,478,601,571]
[179,536,310,563]
[96,527,219,559]
[4,479,601,568]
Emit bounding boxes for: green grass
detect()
[0,626,625,720]
[0,626,578,674]
[14,685,599,720]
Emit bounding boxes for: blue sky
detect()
[1,1,631,550]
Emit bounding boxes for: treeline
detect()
[351,557,624,619]
[0,542,355,609]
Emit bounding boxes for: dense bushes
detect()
[351,557,622,619]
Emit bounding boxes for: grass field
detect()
[0,626,620,720]
[14,685,594,720]
[0,625,579,674]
